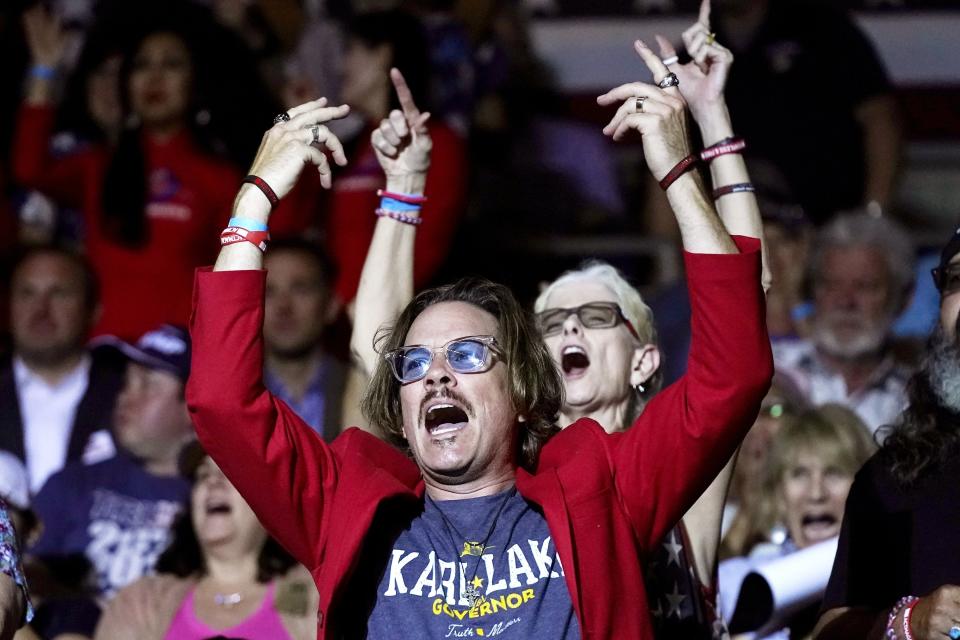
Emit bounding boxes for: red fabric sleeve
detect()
[12,104,93,208]
[186,268,338,567]
[609,236,773,550]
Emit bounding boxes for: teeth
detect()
[562,345,586,356]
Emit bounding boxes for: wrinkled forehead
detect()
[542,279,619,310]
[405,301,500,347]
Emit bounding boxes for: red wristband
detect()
[902,599,918,640]
[242,175,279,209]
[659,154,698,191]
[221,226,270,252]
[376,189,427,204]
[700,137,746,162]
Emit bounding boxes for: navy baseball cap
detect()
[95,324,191,381]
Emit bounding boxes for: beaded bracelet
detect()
[700,136,746,162]
[712,183,756,199]
[375,208,423,226]
[659,154,698,191]
[885,596,918,640]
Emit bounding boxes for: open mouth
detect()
[561,345,590,378]
[424,403,470,438]
[205,499,232,516]
[800,512,838,539]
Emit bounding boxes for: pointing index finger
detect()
[698,0,711,29]
[634,39,670,85]
[390,68,420,119]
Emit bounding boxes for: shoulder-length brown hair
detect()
[361,277,563,471]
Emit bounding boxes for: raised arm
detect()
[653,0,766,588]
[598,39,735,256]
[596,40,772,550]
[350,69,431,379]
[659,0,769,290]
[189,99,351,565]
[12,6,87,205]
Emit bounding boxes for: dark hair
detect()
[100,22,206,247]
[877,366,960,488]
[345,10,431,112]
[265,238,337,289]
[11,244,100,310]
[154,497,295,582]
[361,277,563,471]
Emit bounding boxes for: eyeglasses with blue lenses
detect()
[384,335,501,384]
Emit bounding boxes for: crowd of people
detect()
[0,0,953,638]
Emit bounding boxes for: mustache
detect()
[419,388,474,419]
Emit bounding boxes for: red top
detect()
[275,122,467,303]
[186,236,772,639]
[13,105,239,340]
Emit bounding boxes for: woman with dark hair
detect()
[282,9,467,307]
[14,6,239,340]
[94,442,318,639]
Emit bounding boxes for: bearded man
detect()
[815,226,960,640]
[774,212,914,434]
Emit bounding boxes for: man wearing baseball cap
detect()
[816,227,960,640]
[29,324,192,608]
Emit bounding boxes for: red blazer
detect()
[187,237,772,639]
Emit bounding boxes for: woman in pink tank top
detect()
[94,442,318,639]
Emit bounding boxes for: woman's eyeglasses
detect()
[383,335,501,384]
[536,302,639,339]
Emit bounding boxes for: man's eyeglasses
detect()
[932,263,960,295]
[383,335,501,384]
[536,302,639,339]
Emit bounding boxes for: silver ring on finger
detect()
[658,73,680,89]
[633,96,646,114]
[273,111,291,125]
[311,124,321,144]
[661,55,679,66]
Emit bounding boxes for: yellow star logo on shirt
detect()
[470,576,484,589]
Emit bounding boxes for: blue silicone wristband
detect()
[379,197,421,213]
[227,217,268,232]
[30,65,56,80]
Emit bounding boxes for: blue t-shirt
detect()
[31,454,189,598]
[366,489,580,639]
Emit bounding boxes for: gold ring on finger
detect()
[706,32,716,45]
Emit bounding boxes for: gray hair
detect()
[534,260,662,397]
[809,212,915,309]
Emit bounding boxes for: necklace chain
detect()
[213,591,243,607]
[426,487,517,609]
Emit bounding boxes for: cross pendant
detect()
[464,585,481,608]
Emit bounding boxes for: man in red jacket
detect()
[188,62,772,639]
